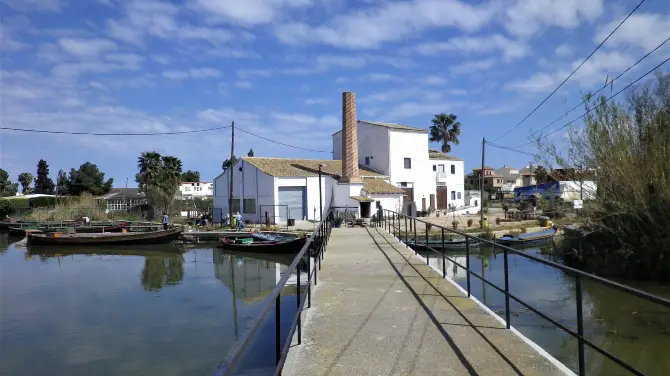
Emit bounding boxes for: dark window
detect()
[365,157,370,165]
[243,199,256,214]
[432,165,436,172]
[231,199,241,213]
[404,158,411,169]
[451,191,456,200]
[457,192,462,199]
[400,182,407,187]
[451,165,455,174]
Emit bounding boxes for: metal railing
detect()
[213,208,333,376]
[376,209,670,376]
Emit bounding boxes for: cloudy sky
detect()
[1,0,668,186]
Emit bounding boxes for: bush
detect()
[451,220,458,230]
[480,228,495,240]
[495,217,501,225]
[0,200,14,217]
[520,226,527,234]
[467,218,473,227]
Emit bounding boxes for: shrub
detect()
[520,226,527,233]
[452,220,458,230]
[480,228,495,240]
[467,218,473,227]
[0,200,14,217]
[495,217,501,225]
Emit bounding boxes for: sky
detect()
[0,0,668,187]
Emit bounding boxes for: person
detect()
[235,212,244,231]
[82,216,90,226]
[162,212,169,230]
[223,213,230,227]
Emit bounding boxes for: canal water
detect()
[422,245,670,376]
[0,234,301,376]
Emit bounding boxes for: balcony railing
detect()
[436,172,448,183]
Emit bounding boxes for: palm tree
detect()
[429,113,461,153]
[137,152,162,193]
[534,165,548,184]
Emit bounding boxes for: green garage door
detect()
[278,187,305,221]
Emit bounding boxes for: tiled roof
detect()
[242,157,384,178]
[428,150,463,161]
[473,166,496,171]
[361,178,404,194]
[103,188,146,200]
[358,120,428,133]
[350,196,375,202]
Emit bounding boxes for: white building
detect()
[496,165,522,191]
[179,181,213,199]
[213,92,405,224]
[429,150,465,210]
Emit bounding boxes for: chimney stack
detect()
[341,92,362,183]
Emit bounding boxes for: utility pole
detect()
[228,121,235,223]
[480,137,485,227]
[124,177,128,212]
[579,165,584,200]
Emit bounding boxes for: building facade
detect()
[429,150,465,210]
[465,167,504,191]
[179,182,213,199]
[102,188,148,212]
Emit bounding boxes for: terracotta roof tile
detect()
[428,150,463,161]
[242,157,384,178]
[362,178,404,194]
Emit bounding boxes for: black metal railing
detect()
[376,209,670,376]
[213,208,333,376]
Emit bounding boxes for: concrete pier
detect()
[283,227,570,376]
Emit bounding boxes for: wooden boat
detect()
[496,226,557,246]
[8,223,127,237]
[219,236,305,254]
[27,227,183,246]
[409,237,482,250]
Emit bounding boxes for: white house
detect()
[496,165,522,191]
[213,92,405,224]
[429,150,465,210]
[179,181,213,199]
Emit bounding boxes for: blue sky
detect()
[1,0,668,187]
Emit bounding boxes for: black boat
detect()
[408,237,481,250]
[219,236,305,254]
[27,227,183,246]
[495,226,557,246]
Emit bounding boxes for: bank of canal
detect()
[422,244,670,376]
[0,235,297,376]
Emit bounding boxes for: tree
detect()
[136,152,183,215]
[429,113,462,153]
[0,169,18,197]
[67,162,114,196]
[136,151,162,193]
[34,159,55,194]
[17,173,34,194]
[181,170,200,182]
[56,169,69,195]
[534,166,548,184]
[222,155,238,170]
[247,149,254,157]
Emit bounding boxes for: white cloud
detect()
[304,97,329,105]
[163,70,191,80]
[386,101,466,119]
[1,0,65,12]
[191,0,313,26]
[163,68,222,80]
[554,44,574,57]
[57,38,118,60]
[275,0,495,49]
[282,54,414,75]
[366,73,400,82]
[237,69,272,79]
[504,0,604,38]
[414,34,529,61]
[235,80,253,89]
[449,58,497,75]
[595,13,670,52]
[420,76,448,85]
[0,16,33,52]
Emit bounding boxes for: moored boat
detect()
[408,237,482,250]
[27,227,183,246]
[8,223,127,237]
[219,236,305,254]
[496,226,558,246]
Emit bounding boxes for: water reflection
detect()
[0,241,293,376]
[423,245,670,376]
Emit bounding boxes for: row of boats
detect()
[408,225,558,251]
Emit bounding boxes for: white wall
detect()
[367,193,403,214]
[356,123,390,174]
[430,158,465,209]
[332,131,342,160]
[213,159,276,223]
[560,181,597,201]
[389,130,435,211]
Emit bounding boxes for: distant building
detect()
[429,150,464,210]
[102,188,148,212]
[465,166,504,191]
[495,165,522,191]
[179,182,213,199]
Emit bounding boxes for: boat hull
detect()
[496,228,557,246]
[218,237,305,254]
[408,238,481,250]
[27,227,183,246]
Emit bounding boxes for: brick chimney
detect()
[340,92,362,183]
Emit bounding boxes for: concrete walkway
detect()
[282,227,569,376]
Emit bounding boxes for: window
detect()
[451,191,456,200]
[365,157,370,165]
[438,164,445,173]
[231,199,241,213]
[400,182,407,187]
[457,192,462,199]
[451,165,455,174]
[432,165,436,172]
[404,158,411,169]
[243,199,256,214]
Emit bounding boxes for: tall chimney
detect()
[341,92,361,183]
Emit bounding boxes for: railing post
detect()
[413,218,417,254]
[466,239,471,297]
[441,228,446,278]
[503,247,511,329]
[307,245,312,308]
[576,275,586,376]
[404,216,408,244]
[425,224,429,265]
[392,212,395,237]
[297,259,301,345]
[275,294,281,367]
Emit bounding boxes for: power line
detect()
[500,36,670,148]
[505,56,670,148]
[0,125,231,136]
[236,126,331,153]
[490,0,648,143]
[487,142,537,157]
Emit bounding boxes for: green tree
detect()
[222,155,238,170]
[181,170,200,182]
[67,162,113,196]
[56,169,69,195]
[17,173,34,194]
[429,113,462,153]
[247,149,254,157]
[136,151,162,193]
[534,166,548,184]
[0,169,18,197]
[34,160,55,194]
[136,152,183,215]
[141,255,185,291]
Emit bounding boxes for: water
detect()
[422,245,670,376]
[0,234,297,376]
